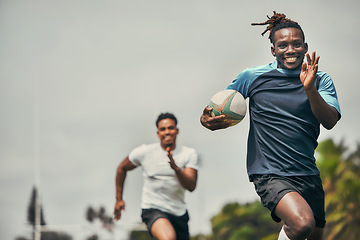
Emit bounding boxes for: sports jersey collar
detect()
[271,60,301,76]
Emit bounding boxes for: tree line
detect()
[15,138,359,240]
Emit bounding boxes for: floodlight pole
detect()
[33,77,41,240]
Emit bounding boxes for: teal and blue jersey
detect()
[226,61,341,180]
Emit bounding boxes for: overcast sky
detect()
[1,0,359,239]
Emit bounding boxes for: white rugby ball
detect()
[208,89,247,126]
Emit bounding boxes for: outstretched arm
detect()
[200,106,231,131]
[114,156,137,221]
[167,147,198,192]
[300,52,339,130]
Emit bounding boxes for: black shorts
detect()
[252,174,326,228]
[141,208,190,240]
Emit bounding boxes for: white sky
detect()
[1,0,359,239]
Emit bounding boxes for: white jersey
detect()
[129,143,199,216]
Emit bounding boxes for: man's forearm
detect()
[174,168,197,192]
[305,87,338,129]
[115,169,126,201]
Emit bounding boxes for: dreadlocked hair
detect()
[251,11,305,44]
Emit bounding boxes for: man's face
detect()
[271,27,308,70]
[157,118,179,149]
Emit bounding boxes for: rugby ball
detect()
[208,89,247,126]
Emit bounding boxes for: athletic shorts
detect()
[141,208,190,240]
[252,174,326,228]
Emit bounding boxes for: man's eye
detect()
[278,44,286,49]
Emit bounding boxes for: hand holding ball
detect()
[208,90,247,127]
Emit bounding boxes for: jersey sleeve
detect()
[317,72,341,119]
[225,69,252,98]
[225,63,275,98]
[128,144,147,166]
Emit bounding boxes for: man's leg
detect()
[275,192,316,240]
[151,218,176,240]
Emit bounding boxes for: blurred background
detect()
[1,0,359,239]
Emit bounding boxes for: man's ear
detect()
[304,42,308,53]
[271,45,276,57]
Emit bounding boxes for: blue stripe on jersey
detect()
[226,61,341,179]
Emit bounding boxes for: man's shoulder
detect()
[176,145,197,153]
[236,62,277,82]
[244,62,276,74]
[132,142,160,153]
[316,71,332,80]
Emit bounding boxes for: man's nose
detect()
[287,45,296,53]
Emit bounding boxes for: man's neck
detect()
[161,143,176,151]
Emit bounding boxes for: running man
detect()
[114,112,199,240]
[200,12,341,240]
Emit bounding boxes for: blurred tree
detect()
[210,201,280,240]
[27,186,46,227]
[15,237,29,240]
[85,205,114,240]
[190,234,211,240]
[21,186,73,240]
[86,206,96,223]
[98,207,106,221]
[85,205,113,230]
[316,139,360,240]
[40,232,72,240]
[27,186,46,240]
[129,230,154,240]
